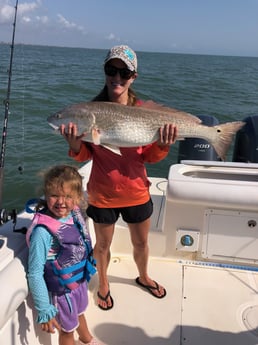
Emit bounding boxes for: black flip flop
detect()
[135,277,167,298]
[97,290,114,310]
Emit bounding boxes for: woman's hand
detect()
[40,317,60,334]
[158,124,178,146]
[60,122,85,154]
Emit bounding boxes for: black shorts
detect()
[86,199,153,224]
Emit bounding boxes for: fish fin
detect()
[48,122,59,131]
[102,145,122,156]
[211,121,245,161]
[92,128,101,145]
[140,100,202,123]
[91,127,122,155]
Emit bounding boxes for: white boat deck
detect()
[85,252,258,345]
[1,160,258,345]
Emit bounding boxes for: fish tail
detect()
[212,121,245,160]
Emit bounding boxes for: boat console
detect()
[163,161,258,267]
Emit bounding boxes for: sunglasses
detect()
[104,64,135,80]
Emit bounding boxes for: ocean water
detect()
[0,43,258,212]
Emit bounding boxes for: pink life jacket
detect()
[26,207,96,294]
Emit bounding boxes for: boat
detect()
[2,2,258,345]
[1,143,258,345]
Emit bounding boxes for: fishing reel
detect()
[0,208,27,234]
[0,208,17,225]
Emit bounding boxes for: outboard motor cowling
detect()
[177,114,221,162]
[232,115,258,163]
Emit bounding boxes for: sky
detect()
[0,0,258,57]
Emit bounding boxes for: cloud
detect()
[21,15,31,23]
[0,1,14,23]
[36,15,48,24]
[57,14,76,29]
[107,33,115,40]
[106,33,121,43]
[0,0,40,24]
[18,0,40,16]
[57,13,85,34]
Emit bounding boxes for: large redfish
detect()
[47,101,244,160]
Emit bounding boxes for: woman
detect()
[61,45,178,311]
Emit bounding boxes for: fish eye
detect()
[56,113,62,119]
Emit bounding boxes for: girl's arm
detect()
[27,226,58,324]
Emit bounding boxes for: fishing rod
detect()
[0,0,19,224]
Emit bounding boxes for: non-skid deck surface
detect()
[85,257,258,345]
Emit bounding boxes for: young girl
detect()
[26,165,105,345]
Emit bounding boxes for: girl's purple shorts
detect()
[52,281,88,332]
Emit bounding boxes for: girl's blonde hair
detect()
[44,165,84,205]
